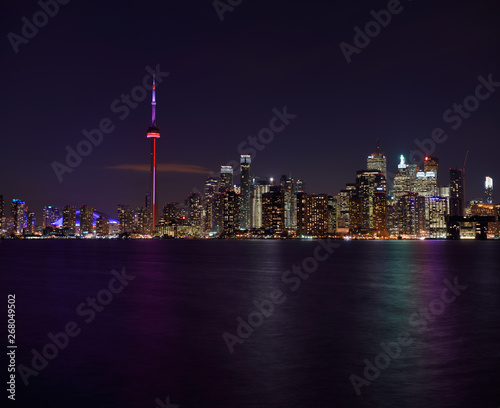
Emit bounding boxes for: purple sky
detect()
[1,0,500,219]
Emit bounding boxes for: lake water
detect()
[2,240,500,408]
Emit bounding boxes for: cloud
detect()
[108,163,210,174]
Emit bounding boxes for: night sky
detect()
[2,0,500,219]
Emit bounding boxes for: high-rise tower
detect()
[367,139,387,176]
[240,155,251,230]
[147,73,161,232]
[449,169,464,217]
[485,176,493,204]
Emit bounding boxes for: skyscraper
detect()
[393,155,418,201]
[219,166,233,192]
[118,205,135,234]
[424,156,439,182]
[240,155,252,230]
[43,205,62,228]
[397,194,426,238]
[63,205,77,235]
[163,202,180,224]
[218,190,241,236]
[449,169,464,217]
[262,187,285,235]
[485,176,493,204]
[146,73,161,232]
[352,170,387,235]
[96,217,109,237]
[80,205,94,236]
[11,199,27,235]
[367,139,387,176]
[280,173,295,230]
[185,192,203,228]
[27,212,36,235]
[204,177,219,232]
[428,197,448,239]
[251,179,270,229]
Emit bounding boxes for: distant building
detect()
[63,206,77,235]
[393,155,418,201]
[27,212,36,234]
[485,176,493,204]
[240,155,252,230]
[397,194,426,238]
[424,156,439,181]
[350,170,387,236]
[251,180,270,229]
[219,166,233,192]
[218,190,241,236]
[163,202,180,224]
[428,197,448,238]
[367,139,387,176]
[449,169,464,217]
[80,205,94,236]
[204,177,219,232]
[136,207,152,234]
[118,205,135,234]
[336,189,351,233]
[96,217,109,237]
[262,187,285,235]
[11,199,27,235]
[185,192,203,228]
[43,206,62,228]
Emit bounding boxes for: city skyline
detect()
[0,142,495,222]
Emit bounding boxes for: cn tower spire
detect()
[152,73,156,126]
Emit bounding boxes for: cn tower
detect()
[146,73,160,232]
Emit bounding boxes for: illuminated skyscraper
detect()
[63,205,76,235]
[80,205,94,236]
[146,73,161,231]
[280,173,295,230]
[204,177,219,232]
[397,194,426,238]
[485,176,493,204]
[306,194,330,237]
[262,187,285,235]
[352,170,387,235]
[96,217,109,237]
[367,139,387,176]
[251,179,270,229]
[118,205,135,234]
[218,190,241,236]
[240,155,252,229]
[336,189,351,232]
[185,192,203,228]
[424,156,439,181]
[219,166,233,192]
[27,212,36,234]
[393,155,418,201]
[163,202,180,224]
[11,199,27,235]
[43,205,62,228]
[449,169,464,217]
[428,197,448,239]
